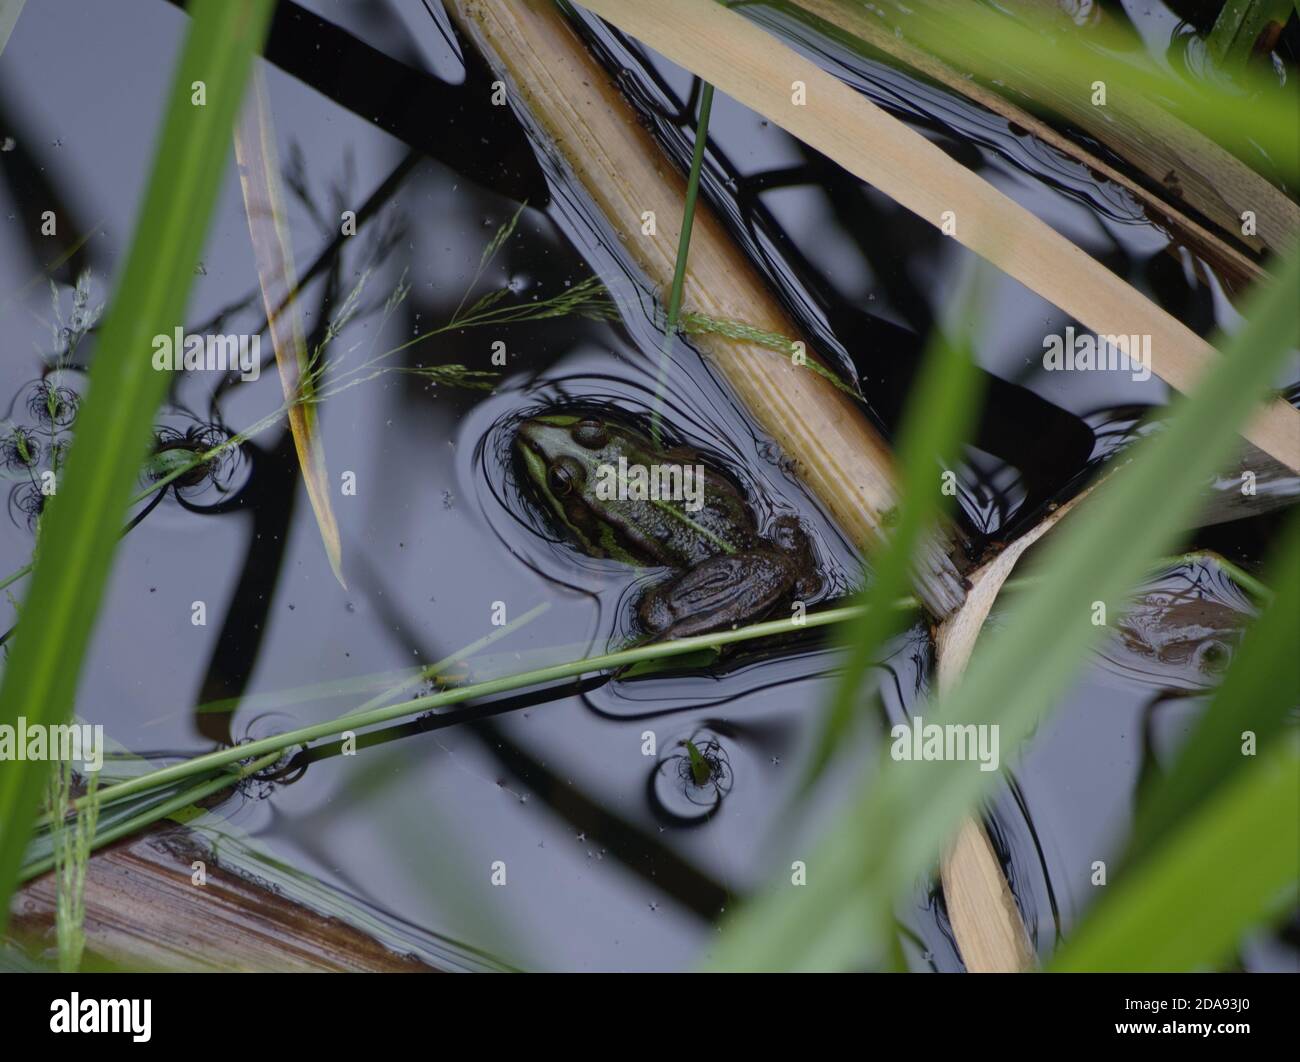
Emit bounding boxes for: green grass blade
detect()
[0,0,274,928]
[651,81,715,445]
[1051,736,1299,972]
[1127,509,1300,861]
[707,248,1300,970]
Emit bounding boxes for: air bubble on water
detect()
[0,137,14,152]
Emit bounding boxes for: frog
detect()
[1116,594,1249,674]
[514,412,820,640]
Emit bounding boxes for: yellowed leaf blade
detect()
[233,68,345,589]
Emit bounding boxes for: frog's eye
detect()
[572,420,608,449]
[548,457,584,495]
[1194,639,1232,674]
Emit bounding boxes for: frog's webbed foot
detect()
[637,550,798,641]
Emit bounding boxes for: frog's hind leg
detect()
[637,550,798,641]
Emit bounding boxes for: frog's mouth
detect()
[514,421,545,478]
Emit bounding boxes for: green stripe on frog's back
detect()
[594,492,741,566]
[651,497,735,555]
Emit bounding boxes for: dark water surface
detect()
[1,0,1295,970]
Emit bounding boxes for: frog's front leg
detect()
[636,550,798,640]
[768,514,822,600]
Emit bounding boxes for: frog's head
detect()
[514,413,633,556]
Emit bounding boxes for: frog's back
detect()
[596,481,759,566]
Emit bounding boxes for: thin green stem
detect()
[34,601,553,831]
[74,603,872,817]
[651,81,715,446]
[0,562,33,594]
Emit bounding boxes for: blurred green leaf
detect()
[798,265,988,793]
[1052,735,1299,972]
[0,0,273,928]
